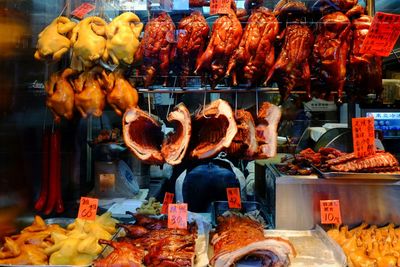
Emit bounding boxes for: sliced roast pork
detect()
[256,102,282,158]
[228,109,258,158]
[123,107,164,165]
[191,99,237,159]
[161,103,192,165]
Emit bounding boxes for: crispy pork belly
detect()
[256,102,282,158]
[228,109,258,158]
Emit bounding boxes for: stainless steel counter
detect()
[256,162,400,230]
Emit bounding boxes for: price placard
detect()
[71,3,95,19]
[168,203,188,229]
[210,0,231,15]
[78,197,98,221]
[320,200,342,225]
[161,192,174,215]
[226,187,241,209]
[360,12,400,57]
[352,117,375,158]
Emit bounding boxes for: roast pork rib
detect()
[330,152,399,172]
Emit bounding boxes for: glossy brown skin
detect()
[266,23,314,101]
[348,15,383,101]
[94,240,144,267]
[226,7,278,86]
[177,12,209,88]
[195,9,243,89]
[312,12,351,103]
[135,13,175,88]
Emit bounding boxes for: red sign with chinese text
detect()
[71,3,95,19]
[210,0,231,15]
[360,12,400,57]
[161,192,174,215]
[226,187,241,209]
[352,117,375,158]
[168,203,188,229]
[77,197,98,221]
[320,200,342,225]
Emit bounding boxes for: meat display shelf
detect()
[137,87,282,94]
[312,165,400,180]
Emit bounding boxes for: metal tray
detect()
[208,225,346,267]
[271,164,318,179]
[211,201,272,228]
[313,165,400,180]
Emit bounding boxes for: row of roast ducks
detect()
[36,0,382,103]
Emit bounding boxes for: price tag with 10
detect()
[320,200,342,225]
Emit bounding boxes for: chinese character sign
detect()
[78,197,98,221]
[226,187,241,209]
[320,200,342,224]
[352,117,376,158]
[161,192,174,215]
[168,203,188,229]
[210,0,231,15]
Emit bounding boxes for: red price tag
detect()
[360,12,400,57]
[226,187,241,209]
[352,117,376,158]
[77,197,98,221]
[320,200,342,225]
[71,3,95,19]
[161,192,174,215]
[210,0,231,15]
[168,203,188,229]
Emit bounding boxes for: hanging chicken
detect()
[318,0,358,13]
[226,7,279,86]
[34,17,76,61]
[73,67,106,118]
[177,12,209,88]
[45,68,75,123]
[195,8,242,89]
[70,17,107,71]
[102,69,139,116]
[312,12,351,103]
[103,12,143,66]
[347,7,383,102]
[134,13,175,88]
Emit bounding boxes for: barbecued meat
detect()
[265,23,314,101]
[177,12,209,88]
[329,152,399,172]
[210,215,295,267]
[191,99,237,159]
[226,7,278,86]
[118,224,150,238]
[312,12,351,103]
[123,108,164,164]
[161,103,192,166]
[256,102,282,158]
[319,0,358,13]
[347,12,383,102]
[228,110,258,158]
[94,240,144,267]
[195,9,242,88]
[135,13,175,87]
[326,152,356,165]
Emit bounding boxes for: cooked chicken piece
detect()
[73,67,106,117]
[34,16,76,61]
[70,17,107,71]
[104,12,143,65]
[0,237,48,265]
[103,69,139,116]
[45,68,75,123]
[94,240,144,267]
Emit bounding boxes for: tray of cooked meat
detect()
[209,214,346,267]
[93,212,210,267]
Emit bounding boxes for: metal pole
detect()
[366,0,375,17]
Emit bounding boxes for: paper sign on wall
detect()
[320,200,342,225]
[78,197,98,221]
[168,203,188,229]
[360,12,400,57]
[226,187,241,209]
[161,192,174,215]
[352,117,375,158]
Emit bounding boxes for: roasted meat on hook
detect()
[177,12,209,88]
[190,99,237,159]
[312,12,351,103]
[226,7,279,86]
[123,107,164,165]
[195,9,242,88]
[134,13,175,88]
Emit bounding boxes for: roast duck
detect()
[266,1,314,101]
[34,17,76,61]
[210,215,296,267]
[177,12,210,88]
[195,7,243,88]
[347,6,383,101]
[226,7,279,86]
[312,12,351,103]
[135,12,175,88]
